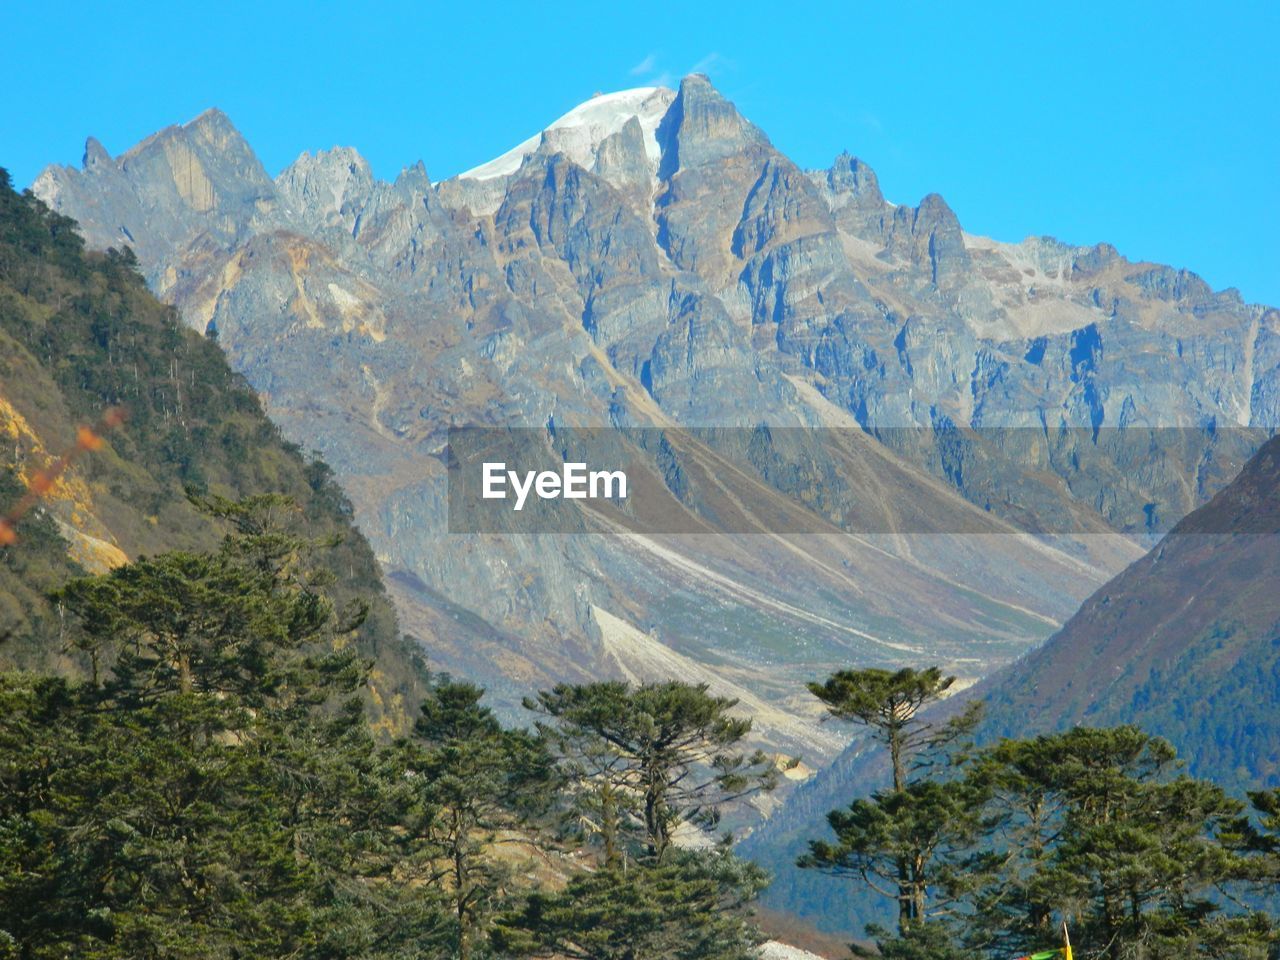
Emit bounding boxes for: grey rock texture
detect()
[31,76,1277,769]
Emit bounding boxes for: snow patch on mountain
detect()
[758,942,827,960]
[455,86,675,182]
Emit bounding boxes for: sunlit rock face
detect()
[34,75,1278,768]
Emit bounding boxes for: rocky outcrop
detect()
[34,109,279,274]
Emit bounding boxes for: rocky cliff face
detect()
[30,76,1277,766]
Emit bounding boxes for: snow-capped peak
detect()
[455,86,675,182]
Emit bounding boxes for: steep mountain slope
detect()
[978,432,1280,781]
[0,170,428,734]
[744,434,1280,931]
[28,76,1276,759]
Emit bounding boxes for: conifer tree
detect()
[800,667,981,934]
[951,727,1275,959]
[494,847,769,960]
[402,677,555,960]
[502,680,779,960]
[800,778,984,934]
[806,667,981,793]
[526,680,778,862]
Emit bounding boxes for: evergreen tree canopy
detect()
[494,848,769,960]
[802,665,983,935]
[807,667,981,792]
[948,727,1274,959]
[399,677,556,960]
[0,497,444,959]
[526,680,778,862]
[800,777,985,931]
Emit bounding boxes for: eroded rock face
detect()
[32,76,1276,761]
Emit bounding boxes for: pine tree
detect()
[526,680,778,862]
[500,680,778,960]
[856,921,980,960]
[806,667,981,793]
[401,677,555,960]
[800,777,984,935]
[0,495,447,958]
[951,727,1275,959]
[800,667,981,934]
[1243,788,1280,879]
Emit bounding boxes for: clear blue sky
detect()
[2,0,1276,305]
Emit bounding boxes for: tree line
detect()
[1,496,1278,958]
[0,494,774,960]
[800,667,1280,959]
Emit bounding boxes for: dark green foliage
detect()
[396,677,556,960]
[495,681,777,960]
[1246,788,1280,864]
[1111,628,1280,791]
[807,667,982,792]
[854,922,980,960]
[800,778,984,930]
[801,663,1280,958]
[0,170,85,283]
[975,439,1280,794]
[948,727,1277,958]
[801,666,982,934]
[494,848,769,960]
[0,503,446,958]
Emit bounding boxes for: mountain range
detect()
[28,75,1278,774]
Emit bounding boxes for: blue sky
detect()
[2,0,1276,304]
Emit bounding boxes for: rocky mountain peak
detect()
[914,192,960,228]
[82,136,111,170]
[31,107,274,272]
[659,73,769,175]
[183,106,237,139]
[825,151,883,205]
[276,146,376,233]
[884,191,971,285]
[455,86,674,180]
[128,108,273,196]
[437,86,675,216]
[592,115,653,196]
[392,159,432,195]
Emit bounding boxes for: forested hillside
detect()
[976,433,1280,787]
[0,170,427,733]
[0,176,790,959]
